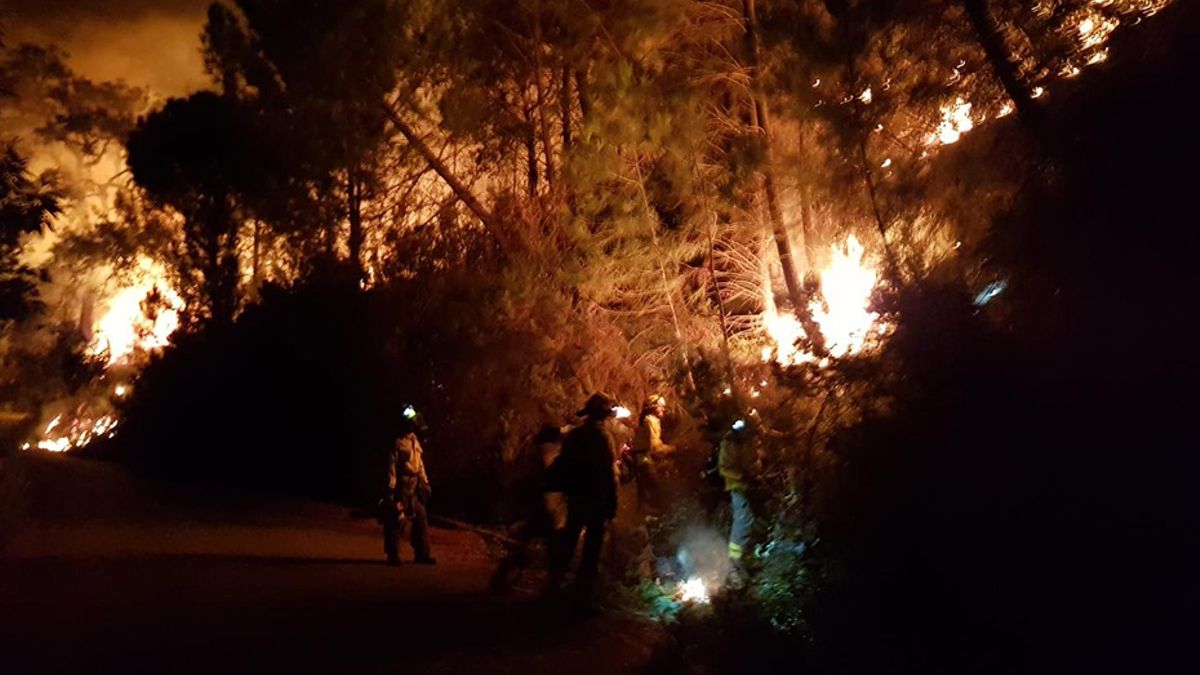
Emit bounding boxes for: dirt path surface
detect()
[0,454,664,675]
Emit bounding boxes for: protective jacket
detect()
[383,431,434,563]
[631,413,673,458]
[389,432,430,500]
[717,433,758,493]
[548,419,619,521]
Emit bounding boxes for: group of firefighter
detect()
[379,393,760,609]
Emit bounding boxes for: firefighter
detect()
[383,406,436,566]
[546,393,621,608]
[718,417,760,584]
[489,423,567,593]
[628,394,675,512]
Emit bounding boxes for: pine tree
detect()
[0,144,59,322]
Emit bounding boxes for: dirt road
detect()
[0,454,664,674]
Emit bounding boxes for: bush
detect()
[105,241,655,518]
[0,453,30,549]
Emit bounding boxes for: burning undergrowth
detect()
[19,259,183,454]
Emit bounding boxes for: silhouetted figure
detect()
[383,408,435,565]
[489,423,566,593]
[546,393,620,608]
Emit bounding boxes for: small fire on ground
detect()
[24,412,118,453]
[676,576,711,604]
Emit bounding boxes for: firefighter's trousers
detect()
[728,489,754,562]
[549,512,608,600]
[384,495,432,562]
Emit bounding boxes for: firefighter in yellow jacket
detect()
[384,406,435,565]
[628,394,674,512]
[718,418,759,581]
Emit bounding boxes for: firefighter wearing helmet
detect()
[545,392,621,609]
[628,393,675,512]
[382,405,436,565]
[718,416,761,585]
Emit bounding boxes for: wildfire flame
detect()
[811,235,881,357]
[931,97,975,146]
[28,259,183,452]
[87,262,183,365]
[921,2,1170,149]
[677,576,711,604]
[1077,12,1120,51]
[763,235,881,366]
[33,412,118,453]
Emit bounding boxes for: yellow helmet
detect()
[644,394,667,410]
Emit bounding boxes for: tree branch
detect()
[380,101,502,242]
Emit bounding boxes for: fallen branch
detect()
[380,101,503,243]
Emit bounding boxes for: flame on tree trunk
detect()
[742,0,826,356]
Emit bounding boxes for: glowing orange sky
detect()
[2,0,212,97]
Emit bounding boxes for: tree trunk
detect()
[534,76,556,187]
[742,0,826,355]
[324,208,336,259]
[962,0,1048,144]
[347,168,365,280]
[574,69,591,121]
[79,291,95,342]
[251,218,260,288]
[799,186,816,273]
[532,4,556,186]
[198,199,237,327]
[561,65,573,151]
[857,135,904,281]
[380,102,501,241]
[708,223,740,399]
[525,106,539,196]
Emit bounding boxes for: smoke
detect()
[1,3,206,452]
[2,0,212,97]
[670,524,731,589]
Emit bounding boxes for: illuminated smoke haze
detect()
[1,0,212,97]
